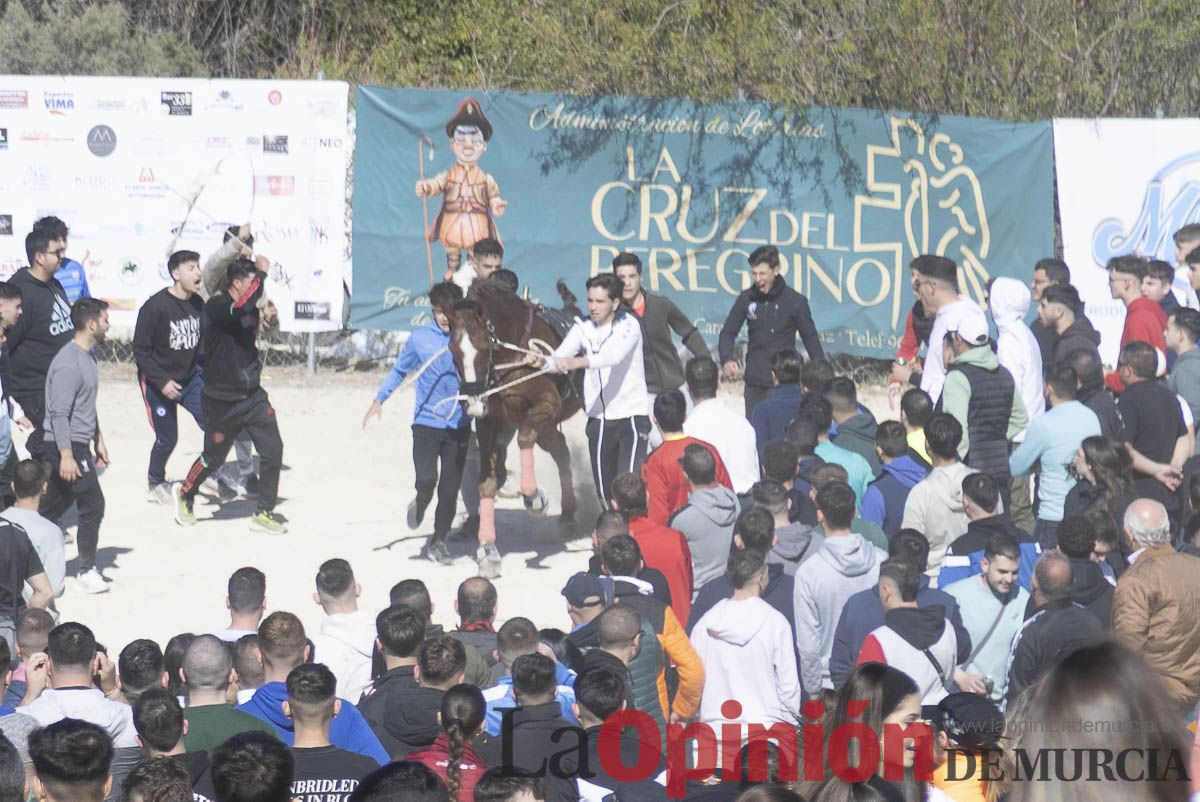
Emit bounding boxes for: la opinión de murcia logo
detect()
[493,700,1191,799]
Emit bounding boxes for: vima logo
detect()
[43,91,73,114]
[1092,152,1200,265]
[87,125,116,157]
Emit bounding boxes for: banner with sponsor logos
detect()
[0,76,349,331]
[1054,119,1200,365]
[351,87,1054,357]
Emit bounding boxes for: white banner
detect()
[1054,119,1200,365]
[0,76,350,332]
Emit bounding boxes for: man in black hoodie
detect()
[719,245,824,416]
[173,258,285,534]
[1038,283,1103,368]
[7,228,73,461]
[1066,349,1125,441]
[360,604,424,736]
[482,653,582,802]
[373,635,465,760]
[937,473,1039,592]
[1029,258,1071,366]
[573,666,663,802]
[1055,514,1114,627]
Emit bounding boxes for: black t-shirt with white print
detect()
[290,745,379,802]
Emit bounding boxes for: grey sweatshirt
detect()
[793,533,887,692]
[770,521,825,576]
[669,484,740,594]
[43,341,98,450]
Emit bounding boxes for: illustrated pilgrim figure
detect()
[415,97,508,280]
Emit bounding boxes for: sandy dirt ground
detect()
[38,363,891,655]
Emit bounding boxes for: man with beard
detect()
[40,299,110,594]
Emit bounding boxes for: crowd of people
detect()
[0,216,1198,802]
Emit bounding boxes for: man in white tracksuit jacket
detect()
[540,273,651,504]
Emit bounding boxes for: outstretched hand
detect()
[363,400,383,430]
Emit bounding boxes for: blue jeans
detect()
[140,370,205,487]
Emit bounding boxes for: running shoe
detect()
[75,568,110,595]
[250,510,287,535]
[496,477,521,499]
[173,483,197,527]
[147,483,173,505]
[407,496,429,530]
[426,539,453,565]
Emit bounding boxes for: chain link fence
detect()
[97,330,892,383]
[96,329,407,372]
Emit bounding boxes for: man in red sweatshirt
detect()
[641,390,731,525]
[1105,255,1166,394]
[610,472,693,626]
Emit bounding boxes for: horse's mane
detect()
[466,278,523,309]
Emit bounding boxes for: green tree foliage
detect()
[0,1,205,77]
[4,0,1200,120]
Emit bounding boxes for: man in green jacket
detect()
[937,312,1026,510]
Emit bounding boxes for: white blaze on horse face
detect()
[459,330,478,384]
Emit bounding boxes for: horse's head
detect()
[444,299,493,418]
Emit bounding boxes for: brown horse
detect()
[439,280,583,577]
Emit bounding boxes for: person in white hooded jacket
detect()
[310,559,377,703]
[793,481,887,694]
[988,277,1044,533]
[989,278,1044,430]
[691,548,800,729]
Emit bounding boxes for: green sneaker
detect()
[250,510,287,535]
[173,483,197,527]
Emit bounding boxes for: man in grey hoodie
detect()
[751,479,822,575]
[793,480,886,695]
[669,444,740,593]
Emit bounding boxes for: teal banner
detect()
[351,87,1053,357]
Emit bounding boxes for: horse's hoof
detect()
[523,489,548,518]
[476,544,502,578]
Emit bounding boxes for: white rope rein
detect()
[388,328,564,421]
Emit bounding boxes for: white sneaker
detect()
[496,478,521,499]
[75,568,110,595]
[147,484,173,505]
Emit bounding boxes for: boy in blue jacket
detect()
[363,282,467,564]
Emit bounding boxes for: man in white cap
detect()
[937,311,1027,512]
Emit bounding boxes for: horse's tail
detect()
[556,279,583,320]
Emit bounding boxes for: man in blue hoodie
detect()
[363,282,467,565]
[237,611,387,766]
[750,349,804,459]
[862,421,927,540]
